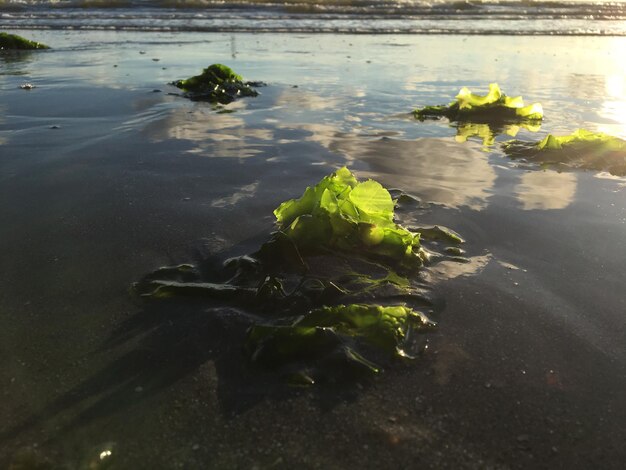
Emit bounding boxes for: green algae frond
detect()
[274,167,427,268]
[503,129,626,176]
[173,63,259,104]
[135,168,467,385]
[414,83,543,123]
[0,33,49,50]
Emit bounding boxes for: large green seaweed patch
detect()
[173,63,260,104]
[0,33,49,50]
[503,129,626,176]
[135,168,466,385]
[414,83,543,123]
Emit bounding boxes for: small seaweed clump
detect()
[0,33,49,50]
[414,83,543,123]
[135,168,465,385]
[173,63,260,104]
[503,128,626,176]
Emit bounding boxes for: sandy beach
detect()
[1,30,626,468]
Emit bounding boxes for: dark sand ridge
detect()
[1,31,625,468]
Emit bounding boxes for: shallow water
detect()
[1,31,626,468]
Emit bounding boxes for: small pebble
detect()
[134,386,143,393]
[20,83,35,90]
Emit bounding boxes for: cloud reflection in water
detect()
[275,87,348,111]
[337,137,497,211]
[514,170,578,211]
[144,101,274,159]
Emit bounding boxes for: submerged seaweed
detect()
[0,33,49,50]
[172,63,261,104]
[503,129,626,176]
[414,83,543,124]
[135,168,465,385]
[246,304,435,380]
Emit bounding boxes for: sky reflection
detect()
[598,74,626,140]
[343,138,497,211]
[514,170,578,211]
[144,102,274,158]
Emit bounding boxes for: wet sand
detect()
[1,31,626,468]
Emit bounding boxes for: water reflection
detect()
[278,122,358,149]
[275,87,347,111]
[272,121,496,210]
[210,182,259,208]
[425,254,493,284]
[144,102,274,158]
[454,121,541,148]
[562,73,626,139]
[598,74,626,140]
[514,170,578,211]
[0,104,6,146]
[0,51,34,76]
[338,138,497,211]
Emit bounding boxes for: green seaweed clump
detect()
[503,128,626,176]
[0,33,49,50]
[135,168,467,385]
[414,83,543,123]
[173,63,259,104]
[274,167,427,268]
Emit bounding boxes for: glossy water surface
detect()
[1,31,626,469]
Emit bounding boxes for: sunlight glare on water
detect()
[599,74,626,139]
